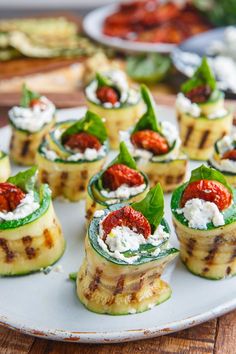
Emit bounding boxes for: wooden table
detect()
[0,100,236,353]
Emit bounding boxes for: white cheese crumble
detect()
[94,209,105,218]
[176,198,225,230]
[0,191,40,222]
[101,183,146,200]
[8,96,55,132]
[85,70,140,108]
[98,223,169,264]
[42,144,106,162]
[209,134,236,173]
[176,92,227,119]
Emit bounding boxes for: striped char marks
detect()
[165,173,185,186]
[60,171,68,188]
[226,266,232,276]
[81,170,88,179]
[183,125,194,147]
[0,238,15,263]
[41,170,49,184]
[204,235,222,264]
[113,275,125,295]
[22,235,37,260]
[186,238,196,257]
[86,202,96,220]
[85,267,103,300]
[21,140,30,157]
[44,229,54,249]
[10,134,15,150]
[198,130,210,149]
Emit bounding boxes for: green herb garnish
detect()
[96,72,113,88]
[61,110,107,144]
[133,84,162,134]
[132,183,164,232]
[7,166,38,193]
[69,272,77,281]
[189,164,233,195]
[181,57,216,95]
[20,83,41,108]
[109,141,137,170]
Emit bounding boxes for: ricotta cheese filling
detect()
[98,222,169,264]
[41,144,106,162]
[0,191,40,222]
[209,134,236,173]
[8,96,55,132]
[100,183,146,201]
[119,121,182,162]
[176,198,225,230]
[85,70,140,108]
[176,92,227,119]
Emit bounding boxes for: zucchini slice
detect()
[0,173,65,276]
[77,186,178,315]
[171,166,236,279]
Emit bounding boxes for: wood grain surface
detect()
[0,101,236,353]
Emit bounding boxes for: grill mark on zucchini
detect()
[199,130,210,149]
[0,238,15,263]
[230,248,236,262]
[44,229,54,249]
[113,275,125,295]
[60,172,68,188]
[226,266,231,275]
[41,170,49,184]
[81,170,88,179]
[22,236,32,246]
[204,235,221,264]
[21,140,30,157]
[165,175,174,184]
[25,246,36,259]
[85,267,103,300]
[10,134,15,150]
[183,126,194,147]
[186,238,196,257]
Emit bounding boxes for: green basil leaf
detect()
[69,272,77,281]
[126,54,171,84]
[111,141,137,170]
[7,166,37,193]
[61,110,107,143]
[189,164,233,195]
[181,57,216,95]
[20,83,40,108]
[132,183,164,231]
[133,84,161,134]
[96,72,113,88]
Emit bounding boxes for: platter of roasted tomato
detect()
[83,0,212,53]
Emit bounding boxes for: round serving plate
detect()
[83,4,176,54]
[0,106,236,344]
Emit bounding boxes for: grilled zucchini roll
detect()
[9,84,56,166]
[209,134,236,187]
[0,151,11,182]
[78,184,178,315]
[37,111,108,201]
[0,167,65,276]
[85,70,143,149]
[120,85,187,192]
[86,141,149,221]
[171,164,236,280]
[176,58,232,161]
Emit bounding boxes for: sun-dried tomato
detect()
[222,150,236,161]
[63,132,101,152]
[102,205,151,239]
[0,183,25,212]
[181,179,232,211]
[102,163,144,191]
[131,129,169,155]
[185,85,211,104]
[96,86,119,105]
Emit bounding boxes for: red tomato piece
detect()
[102,163,144,191]
[131,129,169,155]
[0,183,25,212]
[222,150,236,161]
[185,85,211,103]
[96,86,119,105]
[181,179,232,211]
[64,132,101,152]
[102,205,151,239]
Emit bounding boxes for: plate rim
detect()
[83,4,176,54]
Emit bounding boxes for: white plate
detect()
[83,4,176,54]
[0,106,236,344]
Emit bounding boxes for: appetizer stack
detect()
[176,57,232,160]
[78,184,179,314]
